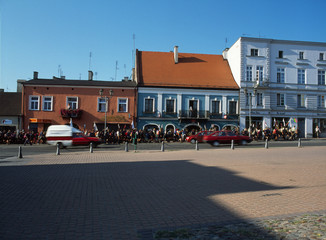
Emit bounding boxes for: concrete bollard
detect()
[298,138,302,148]
[18,146,23,159]
[231,140,234,150]
[161,141,165,152]
[125,142,129,152]
[56,143,60,155]
[265,138,269,149]
[195,140,199,151]
[90,142,93,153]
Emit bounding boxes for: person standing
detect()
[315,126,321,138]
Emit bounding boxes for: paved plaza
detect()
[0,146,325,239]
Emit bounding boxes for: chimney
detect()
[33,71,38,79]
[174,46,178,64]
[88,71,93,81]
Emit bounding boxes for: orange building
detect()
[22,72,137,133]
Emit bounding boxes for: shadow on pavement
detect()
[0,160,292,239]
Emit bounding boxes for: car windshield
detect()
[73,132,85,138]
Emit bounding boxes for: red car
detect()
[203,130,252,147]
[186,131,213,144]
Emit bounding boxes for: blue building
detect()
[135,47,239,134]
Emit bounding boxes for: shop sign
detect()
[1,119,13,124]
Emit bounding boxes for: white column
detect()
[205,95,210,111]
[177,94,182,115]
[240,116,246,131]
[222,96,227,114]
[263,117,271,129]
[157,93,162,113]
[306,117,313,138]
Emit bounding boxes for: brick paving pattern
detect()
[0,146,325,239]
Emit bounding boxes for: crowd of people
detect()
[0,124,319,145]
[0,130,46,145]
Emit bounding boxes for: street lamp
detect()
[99,89,114,133]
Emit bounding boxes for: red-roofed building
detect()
[135,47,240,134]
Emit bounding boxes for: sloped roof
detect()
[23,79,137,88]
[0,92,22,116]
[137,50,238,89]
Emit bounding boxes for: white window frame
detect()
[319,53,324,61]
[256,93,263,106]
[318,70,325,85]
[66,96,78,109]
[297,94,305,108]
[118,98,128,113]
[277,67,285,83]
[29,95,40,111]
[165,98,176,113]
[298,69,306,84]
[98,97,107,112]
[228,100,238,115]
[299,51,304,60]
[210,99,221,114]
[256,66,263,83]
[188,99,199,111]
[277,93,285,107]
[144,97,155,113]
[42,96,53,111]
[250,48,258,56]
[246,66,252,82]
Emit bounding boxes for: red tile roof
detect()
[136,50,238,89]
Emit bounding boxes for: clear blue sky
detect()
[1,0,325,92]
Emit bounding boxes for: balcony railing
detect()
[178,110,209,119]
[60,109,82,118]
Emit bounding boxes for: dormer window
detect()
[299,51,304,60]
[278,51,283,58]
[250,48,258,56]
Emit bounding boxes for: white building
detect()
[224,37,326,138]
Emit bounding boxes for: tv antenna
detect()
[89,52,92,70]
[115,61,119,81]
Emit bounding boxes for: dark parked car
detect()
[203,130,252,147]
[186,131,213,144]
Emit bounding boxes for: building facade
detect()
[135,48,239,134]
[22,72,137,133]
[0,91,22,131]
[224,37,326,138]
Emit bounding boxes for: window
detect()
[297,94,305,108]
[246,66,252,81]
[299,51,304,60]
[298,69,305,84]
[256,66,263,82]
[277,67,285,83]
[319,53,324,61]
[165,99,175,113]
[228,101,237,115]
[67,97,78,109]
[277,93,285,107]
[256,93,263,106]
[118,98,128,112]
[318,95,325,108]
[250,48,258,56]
[144,98,154,113]
[278,51,283,58]
[245,93,252,106]
[42,96,53,111]
[318,70,325,85]
[211,100,220,114]
[98,98,106,112]
[29,96,40,110]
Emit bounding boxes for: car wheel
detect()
[191,139,196,144]
[240,140,248,145]
[212,141,220,147]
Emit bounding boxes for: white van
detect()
[46,125,101,148]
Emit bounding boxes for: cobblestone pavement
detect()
[0,146,325,239]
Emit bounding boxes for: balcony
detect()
[60,109,82,118]
[178,110,209,119]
